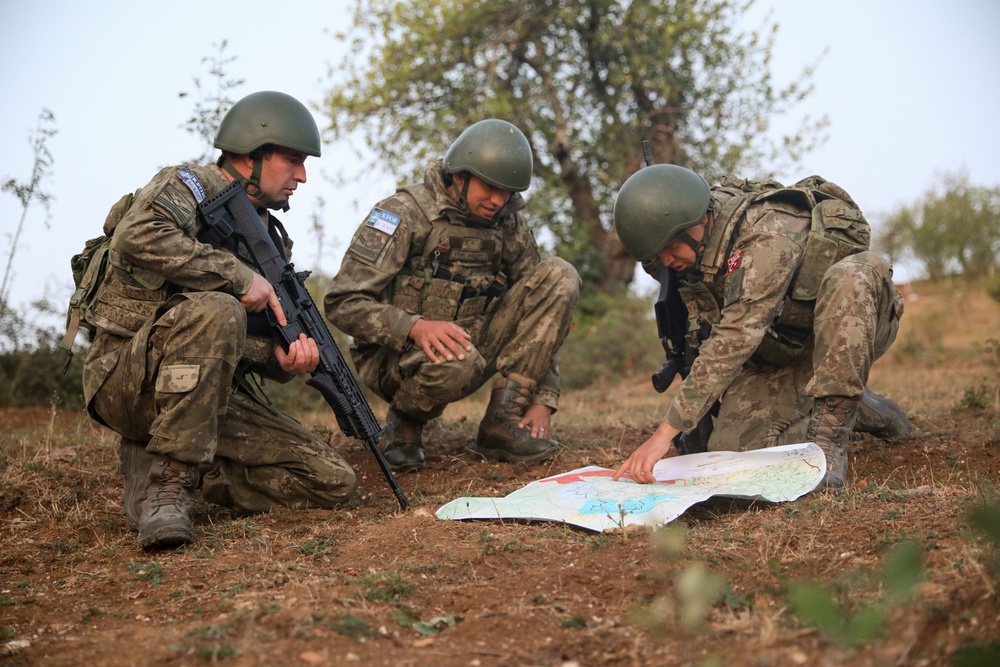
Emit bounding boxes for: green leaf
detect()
[883,540,924,601]
[845,603,885,645]
[393,607,462,635]
[786,581,846,641]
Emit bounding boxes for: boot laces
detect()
[807,399,854,487]
[148,483,189,510]
[498,387,530,423]
[809,399,854,444]
[148,463,195,510]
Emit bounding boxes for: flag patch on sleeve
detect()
[366,207,401,235]
[347,207,402,265]
[725,249,742,276]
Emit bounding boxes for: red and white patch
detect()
[725,250,743,276]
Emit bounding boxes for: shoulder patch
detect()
[725,249,742,276]
[176,167,207,203]
[153,179,196,223]
[366,207,401,235]
[347,207,401,264]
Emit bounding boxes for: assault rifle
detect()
[197,181,410,510]
[641,141,716,454]
[651,262,691,394]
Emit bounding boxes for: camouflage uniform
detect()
[655,177,904,452]
[83,163,356,513]
[324,160,580,423]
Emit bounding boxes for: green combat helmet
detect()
[444,119,533,192]
[613,164,712,262]
[214,91,321,210]
[215,90,321,157]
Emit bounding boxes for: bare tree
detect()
[178,40,245,164]
[1,108,57,318]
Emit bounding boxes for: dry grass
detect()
[1,280,999,666]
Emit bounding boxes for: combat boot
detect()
[474,373,559,465]
[806,396,860,491]
[120,438,156,528]
[382,408,426,473]
[137,456,199,550]
[854,387,912,441]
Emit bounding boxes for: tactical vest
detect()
[387,184,507,325]
[688,175,871,366]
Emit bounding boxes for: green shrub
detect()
[0,296,86,409]
[560,290,663,389]
[985,274,1000,305]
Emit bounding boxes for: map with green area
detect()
[437,443,826,532]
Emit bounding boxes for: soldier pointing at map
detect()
[610,165,911,490]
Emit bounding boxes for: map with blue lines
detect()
[436,443,826,532]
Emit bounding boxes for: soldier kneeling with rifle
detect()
[73,92,405,551]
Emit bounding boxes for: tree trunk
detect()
[588,113,680,295]
[596,227,637,294]
[559,159,639,295]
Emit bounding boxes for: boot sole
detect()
[855,387,912,441]
[469,442,559,466]
[138,523,195,550]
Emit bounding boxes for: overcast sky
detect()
[2,0,998,319]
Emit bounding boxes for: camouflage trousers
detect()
[355,257,581,421]
[84,291,356,512]
[709,251,904,452]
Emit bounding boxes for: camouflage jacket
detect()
[324,159,560,395]
[84,163,293,390]
[656,185,817,433]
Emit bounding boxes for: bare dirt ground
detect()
[2,281,998,667]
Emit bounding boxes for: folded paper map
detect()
[436,443,826,532]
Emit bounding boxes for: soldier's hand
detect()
[408,319,473,363]
[276,333,318,374]
[241,273,287,326]
[612,421,679,484]
[519,403,553,439]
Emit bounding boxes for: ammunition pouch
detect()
[748,295,815,368]
[89,252,171,338]
[390,267,507,322]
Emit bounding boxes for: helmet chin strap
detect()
[675,229,704,256]
[674,209,714,269]
[450,173,472,205]
[219,155,290,212]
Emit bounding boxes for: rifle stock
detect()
[652,264,689,393]
[198,182,410,510]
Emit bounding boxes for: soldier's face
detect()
[656,220,706,271]
[453,173,512,219]
[257,148,308,203]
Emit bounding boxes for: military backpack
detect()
[59,189,140,354]
[708,175,872,366]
